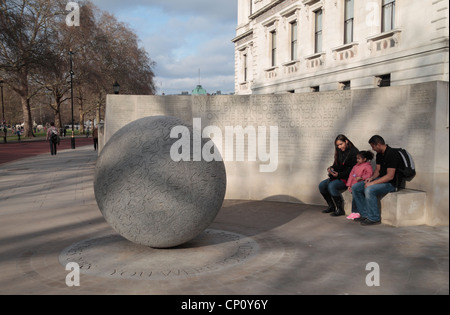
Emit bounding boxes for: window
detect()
[271,30,277,67]
[376,74,391,87]
[339,81,351,90]
[290,21,298,61]
[311,86,320,92]
[243,53,248,82]
[344,0,354,44]
[314,9,323,53]
[382,0,395,32]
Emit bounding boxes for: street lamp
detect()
[113,81,120,94]
[69,49,75,149]
[0,79,6,144]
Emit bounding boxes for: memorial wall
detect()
[102,81,449,226]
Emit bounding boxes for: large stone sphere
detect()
[94,116,227,248]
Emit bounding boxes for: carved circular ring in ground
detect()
[58,229,259,280]
[94,116,227,248]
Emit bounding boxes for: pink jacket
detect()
[346,162,373,187]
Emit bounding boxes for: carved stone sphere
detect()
[94,116,227,248]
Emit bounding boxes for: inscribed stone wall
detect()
[103,81,449,226]
[105,95,192,143]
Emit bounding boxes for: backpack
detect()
[392,147,416,190]
[51,129,59,143]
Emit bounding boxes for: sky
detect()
[90,0,238,95]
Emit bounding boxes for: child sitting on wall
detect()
[346,151,374,220]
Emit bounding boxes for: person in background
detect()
[16,129,21,141]
[93,125,99,151]
[46,122,59,155]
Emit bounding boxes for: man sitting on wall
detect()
[351,135,401,226]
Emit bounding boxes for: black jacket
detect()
[329,146,359,182]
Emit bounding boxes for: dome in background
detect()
[192,84,207,95]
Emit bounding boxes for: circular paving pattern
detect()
[58,229,259,280]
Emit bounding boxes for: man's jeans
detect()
[319,178,347,197]
[352,179,396,222]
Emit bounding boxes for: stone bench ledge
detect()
[343,189,427,227]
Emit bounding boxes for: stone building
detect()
[232,0,449,94]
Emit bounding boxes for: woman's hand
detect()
[328,167,338,178]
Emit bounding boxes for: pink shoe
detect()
[346,213,361,220]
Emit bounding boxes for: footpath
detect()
[0,136,95,165]
[0,141,448,296]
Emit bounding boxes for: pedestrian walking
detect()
[46,122,59,155]
[93,126,99,151]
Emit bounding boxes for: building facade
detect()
[232,0,449,94]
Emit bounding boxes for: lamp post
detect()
[113,81,120,94]
[0,79,6,144]
[69,49,75,149]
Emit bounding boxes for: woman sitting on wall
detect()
[318,134,359,217]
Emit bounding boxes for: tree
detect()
[1,0,157,137]
[0,0,61,137]
[96,11,156,95]
[49,2,157,131]
[35,1,94,130]
[82,10,156,123]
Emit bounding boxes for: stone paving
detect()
[0,145,448,295]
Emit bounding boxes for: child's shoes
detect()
[346,213,361,220]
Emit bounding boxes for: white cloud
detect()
[91,0,237,22]
[90,0,237,94]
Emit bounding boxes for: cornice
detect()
[249,0,285,20]
[231,29,254,43]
